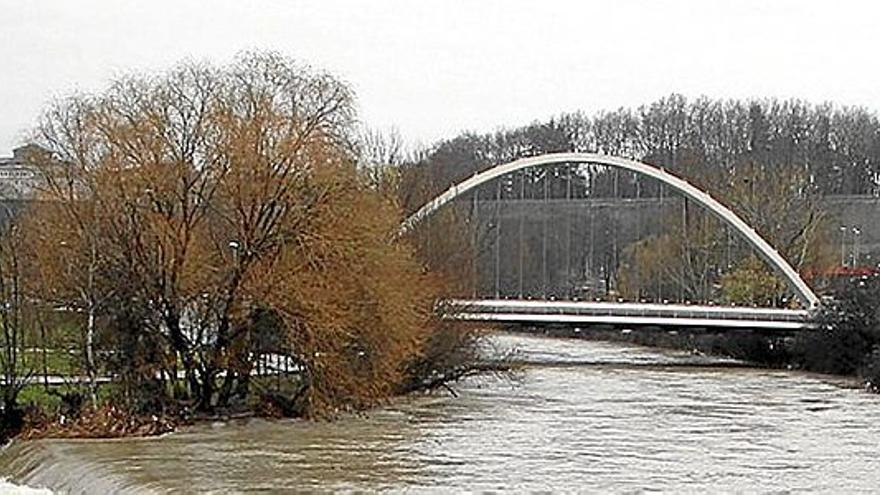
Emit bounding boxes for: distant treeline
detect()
[398,94,880,211]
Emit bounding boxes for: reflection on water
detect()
[3,333,880,493]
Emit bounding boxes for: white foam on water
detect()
[0,478,54,494]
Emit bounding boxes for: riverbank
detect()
[2,333,494,445]
[510,323,878,390]
[518,325,792,364]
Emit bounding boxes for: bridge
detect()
[403,153,823,331]
[443,299,811,331]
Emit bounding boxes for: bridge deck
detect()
[445,299,814,331]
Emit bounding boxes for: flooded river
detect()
[3,333,880,493]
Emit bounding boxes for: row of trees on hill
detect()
[398,95,880,214]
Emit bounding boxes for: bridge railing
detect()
[447,299,811,323]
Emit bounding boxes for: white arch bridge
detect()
[402,153,820,331]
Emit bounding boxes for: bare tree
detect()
[0,217,33,435]
[26,51,447,417]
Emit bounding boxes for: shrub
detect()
[796,272,880,377]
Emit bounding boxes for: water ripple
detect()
[3,332,880,493]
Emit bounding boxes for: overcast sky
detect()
[2,0,879,152]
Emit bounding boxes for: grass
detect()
[18,348,80,376]
[17,382,120,414]
[17,384,64,411]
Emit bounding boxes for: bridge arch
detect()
[401,152,820,309]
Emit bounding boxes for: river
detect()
[2,332,880,493]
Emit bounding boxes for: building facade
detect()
[0,145,43,199]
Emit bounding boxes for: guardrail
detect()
[443,299,814,330]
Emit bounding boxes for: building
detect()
[0,145,43,199]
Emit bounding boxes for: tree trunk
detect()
[86,304,98,408]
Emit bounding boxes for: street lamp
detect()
[228,240,240,264]
[852,226,862,268]
[839,226,848,267]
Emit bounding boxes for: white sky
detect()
[2,0,879,152]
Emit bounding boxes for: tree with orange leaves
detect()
[24,52,449,417]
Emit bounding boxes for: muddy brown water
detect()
[2,333,880,493]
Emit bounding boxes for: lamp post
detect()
[228,240,240,263]
[852,226,862,268]
[839,225,848,267]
